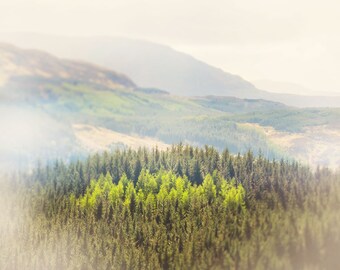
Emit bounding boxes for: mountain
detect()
[1,33,339,107]
[0,43,135,90]
[0,34,259,97]
[0,43,339,169]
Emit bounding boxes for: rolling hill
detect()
[0,43,135,90]
[1,33,339,107]
[0,43,339,169]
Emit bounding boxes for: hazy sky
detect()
[1,0,340,95]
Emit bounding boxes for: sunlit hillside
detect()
[1,44,339,170]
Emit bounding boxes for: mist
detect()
[1,0,340,95]
[0,0,340,269]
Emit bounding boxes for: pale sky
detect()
[1,0,340,95]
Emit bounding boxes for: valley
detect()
[1,43,339,170]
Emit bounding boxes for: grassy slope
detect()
[1,77,278,158]
[1,45,339,167]
[24,80,338,164]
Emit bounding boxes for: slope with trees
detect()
[1,145,339,269]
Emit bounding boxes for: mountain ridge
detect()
[0,42,136,90]
[0,33,339,107]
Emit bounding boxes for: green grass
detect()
[7,79,339,161]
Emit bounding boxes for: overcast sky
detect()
[1,0,340,95]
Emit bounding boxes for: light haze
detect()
[1,0,340,95]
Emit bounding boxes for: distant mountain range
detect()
[1,43,339,169]
[1,33,339,107]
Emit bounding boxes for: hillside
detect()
[1,33,339,107]
[0,43,339,169]
[0,34,259,97]
[0,43,135,91]
[2,146,340,269]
